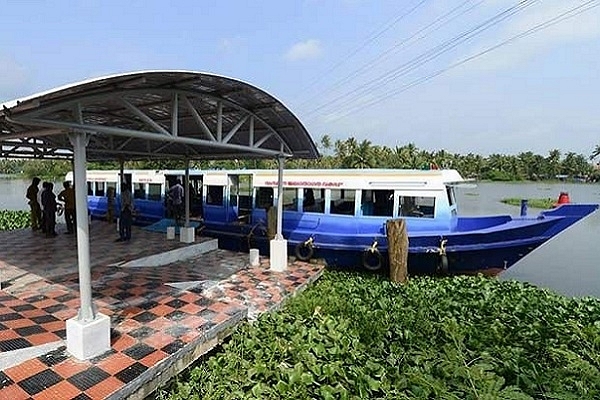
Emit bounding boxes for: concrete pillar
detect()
[66,129,110,360]
[270,156,288,271]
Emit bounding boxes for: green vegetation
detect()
[0,210,30,231]
[501,198,555,209]
[2,137,600,182]
[161,271,600,399]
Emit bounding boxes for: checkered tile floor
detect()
[0,223,324,399]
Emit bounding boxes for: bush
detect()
[0,210,30,231]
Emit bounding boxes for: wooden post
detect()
[267,206,277,240]
[386,219,408,283]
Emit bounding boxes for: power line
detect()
[324,0,599,122]
[296,0,430,100]
[303,0,538,118]
[297,0,481,109]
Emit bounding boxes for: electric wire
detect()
[297,0,430,99]
[324,0,599,122]
[297,0,481,109]
[303,0,539,118]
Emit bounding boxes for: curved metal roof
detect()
[0,70,319,161]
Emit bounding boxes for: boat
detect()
[67,168,599,275]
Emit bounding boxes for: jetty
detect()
[0,222,323,398]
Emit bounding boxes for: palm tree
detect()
[590,145,600,161]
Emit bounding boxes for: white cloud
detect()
[284,39,323,61]
[0,56,28,99]
[218,36,246,53]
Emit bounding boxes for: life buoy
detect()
[362,248,383,271]
[295,242,314,261]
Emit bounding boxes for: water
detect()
[1,178,599,297]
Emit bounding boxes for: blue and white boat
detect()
[69,168,598,275]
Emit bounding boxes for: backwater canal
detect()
[1,178,599,297]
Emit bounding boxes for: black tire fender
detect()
[437,254,449,275]
[295,241,314,261]
[362,248,383,271]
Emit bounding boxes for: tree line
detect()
[2,136,599,182]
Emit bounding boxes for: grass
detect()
[500,197,555,209]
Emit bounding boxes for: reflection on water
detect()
[456,182,600,298]
[1,178,599,297]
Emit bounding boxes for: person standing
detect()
[41,182,58,237]
[26,177,43,231]
[117,181,133,242]
[168,179,184,225]
[58,181,76,234]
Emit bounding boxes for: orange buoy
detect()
[554,191,570,207]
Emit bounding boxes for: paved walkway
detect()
[0,221,324,399]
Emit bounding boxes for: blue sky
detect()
[1,0,599,157]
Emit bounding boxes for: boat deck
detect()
[0,221,324,399]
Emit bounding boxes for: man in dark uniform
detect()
[26,177,43,231]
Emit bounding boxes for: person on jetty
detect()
[41,182,58,237]
[168,179,184,225]
[116,181,133,242]
[106,186,115,223]
[26,177,43,231]
[58,181,75,234]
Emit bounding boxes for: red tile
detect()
[0,329,20,341]
[139,349,168,368]
[3,318,35,330]
[145,332,175,349]
[150,304,174,316]
[146,317,171,331]
[27,332,62,346]
[0,383,31,400]
[54,359,92,379]
[40,320,65,332]
[112,334,136,352]
[21,309,47,318]
[96,352,136,375]
[179,303,203,315]
[34,380,81,400]
[4,359,48,382]
[84,376,124,399]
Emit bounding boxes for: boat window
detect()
[330,189,355,215]
[361,190,393,217]
[148,183,162,201]
[446,186,455,207]
[133,183,146,199]
[256,187,274,209]
[87,182,93,196]
[95,182,105,197]
[399,196,435,218]
[207,185,224,206]
[303,188,325,213]
[283,188,299,211]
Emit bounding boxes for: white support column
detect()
[66,129,110,360]
[180,158,195,243]
[270,155,288,271]
[117,159,125,232]
[184,159,190,227]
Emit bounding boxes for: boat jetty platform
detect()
[0,221,323,399]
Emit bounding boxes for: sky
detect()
[1,0,599,157]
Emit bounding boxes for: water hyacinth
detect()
[160,271,600,399]
[0,210,30,231]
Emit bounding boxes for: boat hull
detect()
[199,203,598,274]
